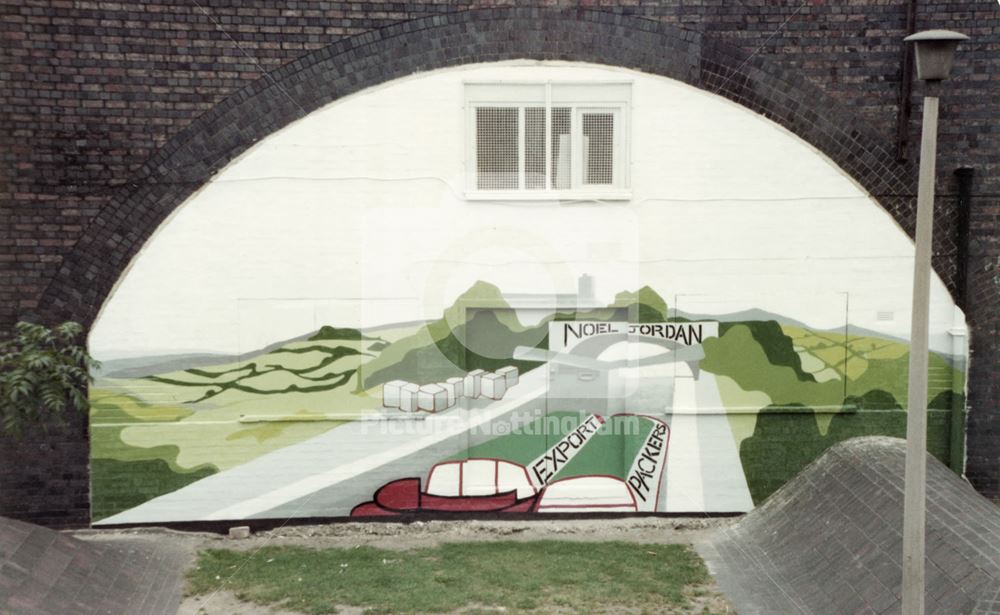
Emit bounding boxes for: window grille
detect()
[525,107,546,190]
[475,107,519,191]
[467,82,630,198]
[582,111,615,186]
[551,107,572,190]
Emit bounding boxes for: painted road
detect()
[663,369,754,512]
[615,362,753,513]
[97,369,550,524]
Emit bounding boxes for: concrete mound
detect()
[699,436,1000,615]
[0,515,190,614]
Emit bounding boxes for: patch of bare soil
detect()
[179,589,733,615]
[208,516,735,552]
[684,583,738,615]
[177,590,363,615]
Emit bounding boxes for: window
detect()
[466,82,631,200]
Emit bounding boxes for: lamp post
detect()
[900,29,968,615]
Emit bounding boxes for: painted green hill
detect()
[145,343,369,402]
[361,282,686,388]
[361,282,548,388]
[309,326,378,342]
[719,320,814,382]
[701,321,965,504]
[611,286,669,322]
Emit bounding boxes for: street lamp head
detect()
[904,30,969,81]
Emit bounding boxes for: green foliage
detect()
[0,321,98,436]
[363,308,547,388]
[146,345,363,400]
[719,320,814,382]
[702,325,841,408]
[359,281,511,386]
[187,541,714,614]
[612,286,669,322]
[739,405,828,504]
[703,320,964,504]
[739,399,952,504]
[929,390,964,411]
[702,324,928,409]
[841,388,900,411]
[362,281,678,389]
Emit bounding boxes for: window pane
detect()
[550,107,572,190]
[582,112,614,185]
[476,107,519,190]
[525,107,546,190]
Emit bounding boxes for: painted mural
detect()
[88,62,968,524]
[90,279,965,523]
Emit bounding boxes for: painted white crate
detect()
[442,377,464,406]
[496,365,519,388]
[399,383,420,413]
[418,384,449,412]
[382,379,408,408]
[464,369,484,399]
[480,372,507,400]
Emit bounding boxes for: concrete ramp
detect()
[0,516,191,614]
[699,437,1000,615]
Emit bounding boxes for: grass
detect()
[186,541,722,614]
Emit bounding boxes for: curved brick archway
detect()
[38,6,921,327]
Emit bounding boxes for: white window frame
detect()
[465,81,632,201]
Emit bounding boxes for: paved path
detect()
[973,586,1000,615]
[0,516,197,615]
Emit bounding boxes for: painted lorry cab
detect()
[87,62,967,524]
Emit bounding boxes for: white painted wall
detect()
[89,61,964,358]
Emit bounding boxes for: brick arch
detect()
[40,6,918,326]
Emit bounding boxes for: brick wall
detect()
[0,411,89,527]
[1,1,997,525]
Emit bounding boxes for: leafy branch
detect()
[0,321,99,436]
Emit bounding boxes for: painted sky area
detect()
[88,62,964,359]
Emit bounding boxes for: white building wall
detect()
[91,61,963,361]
